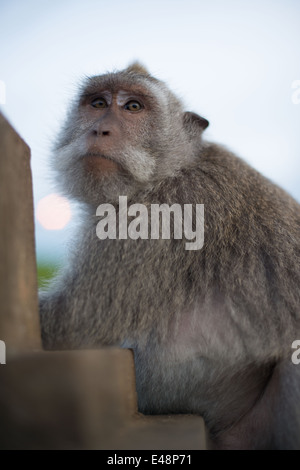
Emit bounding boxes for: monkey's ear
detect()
[183,112,209,134]
[125,62,149,76]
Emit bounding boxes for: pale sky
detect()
[0,0,299,262]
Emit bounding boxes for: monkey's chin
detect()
[83,154,121,174]
[70,157,136,206]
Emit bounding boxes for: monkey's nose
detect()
[92,129,110,137]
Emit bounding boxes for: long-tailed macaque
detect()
[39,63,300,449]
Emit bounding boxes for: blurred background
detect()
[0,0,299,286]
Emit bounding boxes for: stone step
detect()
[0,349,207,449]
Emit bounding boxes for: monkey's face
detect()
[53,66,208,206]
[78,88,157,180]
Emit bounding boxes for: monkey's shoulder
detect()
[175,141,299,214]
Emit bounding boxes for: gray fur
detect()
[40,63,300,449]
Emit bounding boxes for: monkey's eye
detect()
[124,100,142,112]
[91,98,108,109]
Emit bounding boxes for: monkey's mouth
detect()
[83,153,122,174]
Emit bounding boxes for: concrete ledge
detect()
[0,349,207,450]
[0,113,41,352]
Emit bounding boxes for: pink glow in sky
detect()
[36,194,72,230]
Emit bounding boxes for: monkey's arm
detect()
[40,287,123,350]
[39,262,123,350]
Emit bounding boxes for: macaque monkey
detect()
[39,63,300,449]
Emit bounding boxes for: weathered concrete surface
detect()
[0,113,41,353]
[0,349,207,449]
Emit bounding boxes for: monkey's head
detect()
[53,62,209,205]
